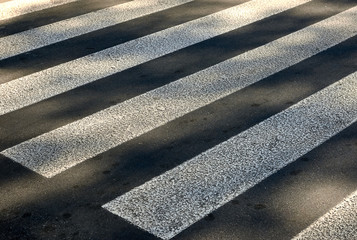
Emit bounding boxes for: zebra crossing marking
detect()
[1,6,356,178]
[293,190,357,240]
[0,0,312,116]
[0,0,357,240]
[0,0,78,21]
[0,0,194,60]
[103,71,357,240]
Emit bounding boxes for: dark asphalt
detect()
[0,0,356,239]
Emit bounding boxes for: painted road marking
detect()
[0,0,312,115]
[102,71,357,240]
[0,0,194,60]
[293,190,357,240]
[0,0,78,21]
[1,7,357,178]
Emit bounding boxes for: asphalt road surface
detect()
[0,0,356,239]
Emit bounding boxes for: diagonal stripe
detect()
[1,7,357,178]
[102,72,357,240]
[293,190,357,240]
[0,0,78,21]
[0,0,313,115]
[0,0,194,60]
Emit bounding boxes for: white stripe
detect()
[0,0,312,115]
[293,190,357,240]
[0,0,193,60]
[1,7,357,178]
[0,0,78,21]
[102,72,357,240]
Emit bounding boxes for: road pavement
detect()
[0,0,356,239]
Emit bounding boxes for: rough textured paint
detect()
[1,7,357,178]
[2,6,357,178]
[103,72,357,240]
[0,0,78,21]
[293,190,357,240]
[0,0,193,60]
[0,0,312,115]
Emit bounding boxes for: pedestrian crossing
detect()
[0,0,312,115]
[0,0,193,60]
[0,0,356,239]
[2,6,357,178]
[0,0,79,21]
[102,71,357,239]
